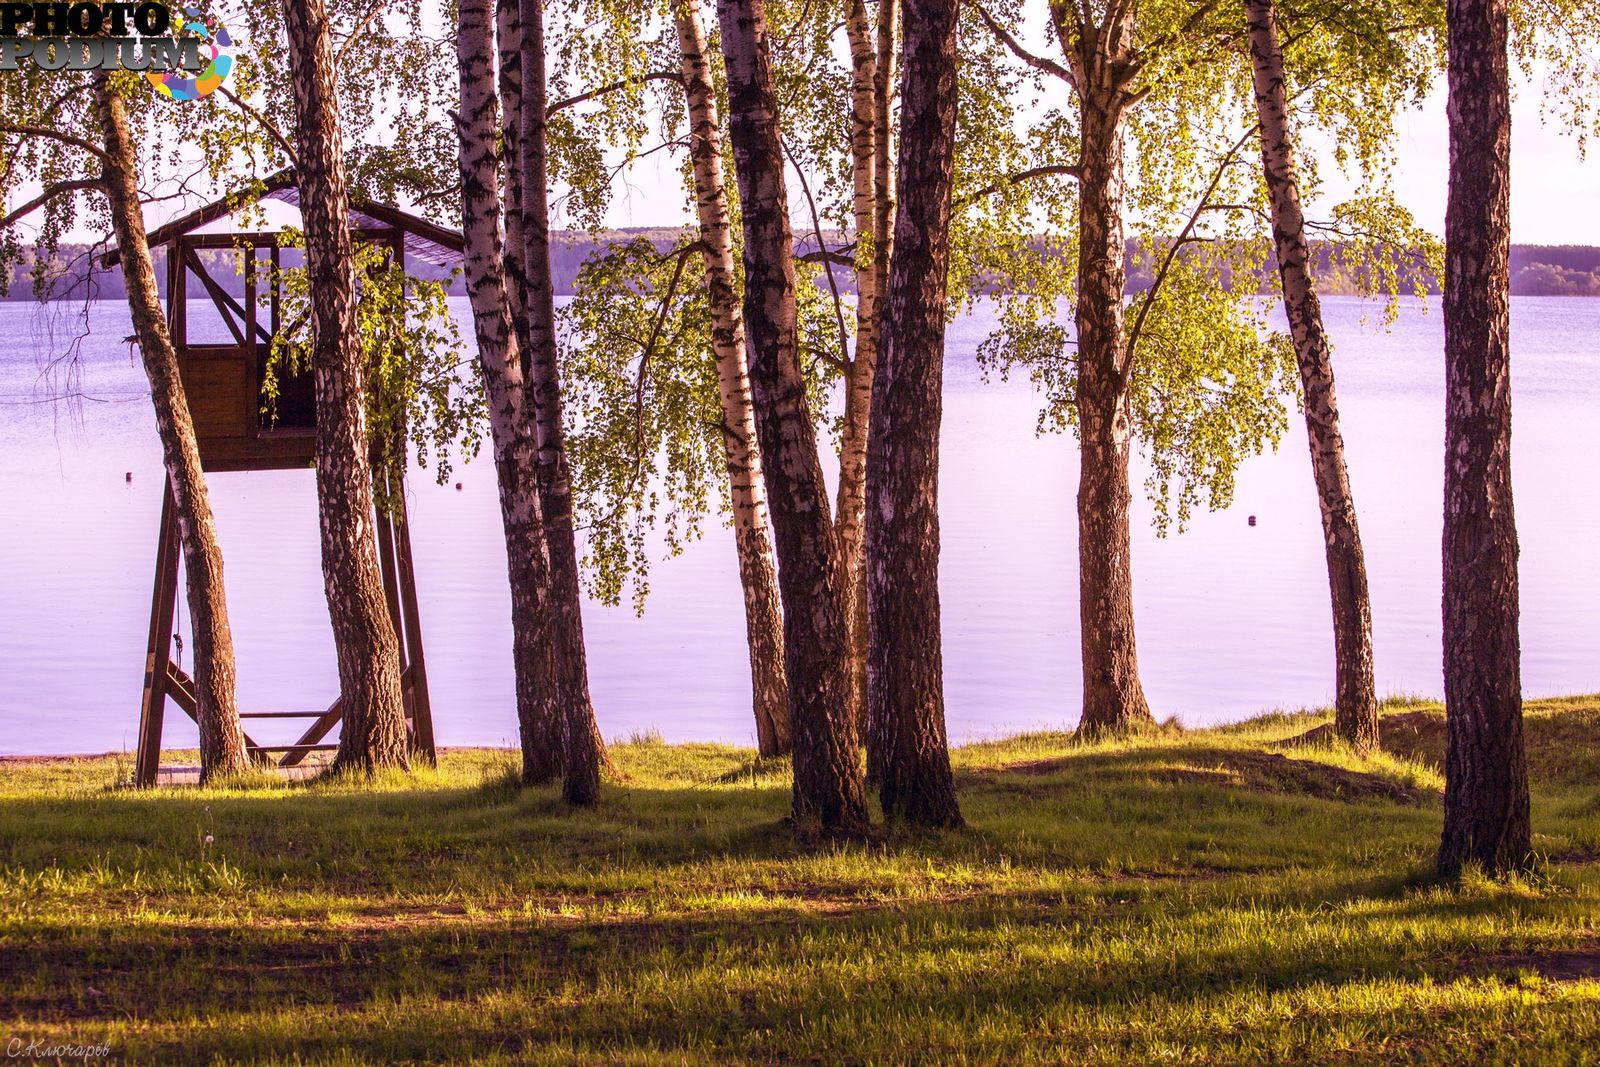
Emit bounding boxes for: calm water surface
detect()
[1,296,1596,755]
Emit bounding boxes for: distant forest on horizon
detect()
[7,233,1600,303]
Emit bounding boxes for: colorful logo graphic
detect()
[146,8,232,101]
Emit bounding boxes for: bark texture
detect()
[838,0,897,765]
[1438,0,1529,879]
[673,0,791,757]
[94,73,250,783]
[1070,11,1153,735]
[284,0,410,774]
[457,0,565,786]
[864,0,962,827]
[1245,0,1379,752]
[716,0,869,835]
[518,0,604,803]
[497,0,529,327]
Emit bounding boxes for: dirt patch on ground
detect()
[1278,710,1448,766]
[1475,943,1600,982]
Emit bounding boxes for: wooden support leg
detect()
[135,483,180,787]
[372,477,413,750]
[392,480,436,763]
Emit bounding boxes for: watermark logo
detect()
[146,7,231,100]
[6,1036,113,1060]
[0,3,235,101]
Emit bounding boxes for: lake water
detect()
[1,296,1596,756]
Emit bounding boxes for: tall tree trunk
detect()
[457,0,565,786]
[865,0,961,827]
[518,0,606,802]
[838,0,898,769]
[94,74,250,784]
[1073,90,1153,736]
[1245,0,1379,752]
[716,0,868,835]
[835,0,877,752]
[673,0,791,758]
[497,0,530,328]
[283,0,410,774]
[1437,0,1529,879]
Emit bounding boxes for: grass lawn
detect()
[2,696,1598,1064]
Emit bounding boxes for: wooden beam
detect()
[134,484,179,787]
[393,477,436,762]
[181,246,252,348]
[101,170,297,266]
[278,695,343,767]
[165,664,264,753]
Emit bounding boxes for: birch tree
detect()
[514,0,607,801]
[283,0,411,773]
[93,73,252,783]
[836,0,898,739]
[975,0,1456,736]
[866,0,963,826]
[672,0,791,756]
[0,72,257,783]
[1244,0,1377,751]
[555,0,847,759]
[1437,0,1528,878]
[553,0,1056,765]
[456,0,570,789]
[717,0,868,834]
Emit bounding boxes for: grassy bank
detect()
[2,696,1598,1064]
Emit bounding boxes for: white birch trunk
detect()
[673,0,791,757]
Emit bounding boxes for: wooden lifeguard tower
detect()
[104,171,465,785]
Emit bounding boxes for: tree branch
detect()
[0,123,112,165]
[1126,121,1259,363]
[797,242,857,265]
[336,0,389,63]
[782,137,851,368]
[975,3,1077,88]
[217,86,300,165]
[1,178,103,229]
[547,72,684,118]
[630,243,697,476]
[957,164,1081,209]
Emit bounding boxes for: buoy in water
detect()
[455,482,463,491]
[1248,515,1257,527]
[125,472,133,483]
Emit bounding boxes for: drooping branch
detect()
[1126,122,1259,362]
[217,86,300,165]
[781,138,850,367]
[628,239,701,477]
[0,123,112,165]
[0,178,102,229]
[974,3,1077,88]
[1139,0,1225,63]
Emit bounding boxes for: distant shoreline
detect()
[8,238,1600,302]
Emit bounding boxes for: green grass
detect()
[2,696,1598,1064]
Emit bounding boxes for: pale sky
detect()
[1382,77,1599,245]
[598,72,1598,247]
[9,54,1596,248]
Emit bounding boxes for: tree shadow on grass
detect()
[3,872,1593,1063]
